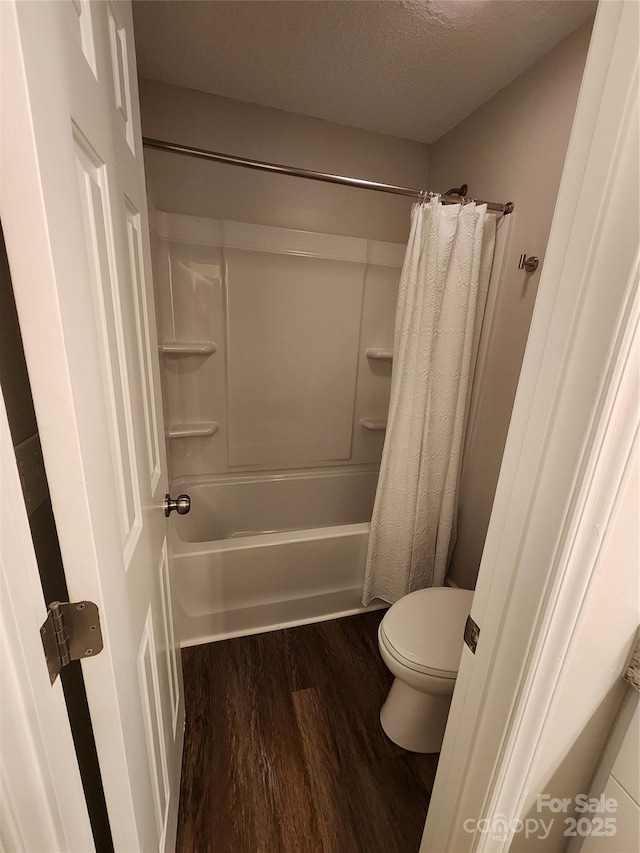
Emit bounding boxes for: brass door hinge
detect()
[464,615,480,654]
[40,600,103,684]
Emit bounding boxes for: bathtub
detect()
[169,466,385,645]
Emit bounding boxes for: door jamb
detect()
[0,388,95,853]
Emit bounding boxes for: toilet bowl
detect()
[378,587,474,753]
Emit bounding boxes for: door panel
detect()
[125,201,163,494]
[1,2,184,849]
[74,133,143,559]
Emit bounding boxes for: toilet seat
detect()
[380,587,474,679]
[379,627,457,680]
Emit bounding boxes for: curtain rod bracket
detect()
[445,184,468,197]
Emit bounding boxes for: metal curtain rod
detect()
[142,137,514,215]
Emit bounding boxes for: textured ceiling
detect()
[133,0,595,144]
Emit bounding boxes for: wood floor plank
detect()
[338,751,431,853]
[409,753,440,796]
[312,616,399,765]
[177,612,432,853]
[280,623,331,692]
[250,632,322,853]
[178,634,320,852]
[292,687,360,853]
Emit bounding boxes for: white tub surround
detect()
[172,466,378,542]
[168,467,384,644]
[149,212,404,644]
[150,210,404,480]
[172,521,380,646]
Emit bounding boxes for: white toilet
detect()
[378,587,474,753]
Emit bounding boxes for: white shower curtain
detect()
[362,197,496,605]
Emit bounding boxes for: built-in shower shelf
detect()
[365,348,393,362]
[161,341,217,356]
[359,418,388,431]
[167,422,219,439]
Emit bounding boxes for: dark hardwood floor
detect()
[177,611,437,853]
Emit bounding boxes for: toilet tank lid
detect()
[381,588,474,677]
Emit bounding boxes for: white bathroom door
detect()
[1,2,184,851]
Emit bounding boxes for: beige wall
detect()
[429,21,593,589]
[139,79,429,243]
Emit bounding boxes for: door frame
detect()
[0,386,95,853]
[422,1,639,849]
